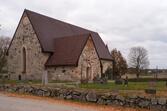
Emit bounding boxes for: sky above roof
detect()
[0,0,167,68]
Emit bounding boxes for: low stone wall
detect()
[0,84,167,111]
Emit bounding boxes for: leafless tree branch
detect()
[0,36,10,73]
[128,46,149,78]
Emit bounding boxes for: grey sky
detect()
[0,0,167,68]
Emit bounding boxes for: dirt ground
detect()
[0,92,149,111]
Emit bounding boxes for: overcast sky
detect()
[0,0,167,68]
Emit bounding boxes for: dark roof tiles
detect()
[7,9,112,66]
[25,9,112,61]
[46,34,89,66]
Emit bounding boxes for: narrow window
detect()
[22,47,26,73]
[18,75,22,80]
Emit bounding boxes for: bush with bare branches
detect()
[0,36,10,73]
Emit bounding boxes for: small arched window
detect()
[22,47,26,73]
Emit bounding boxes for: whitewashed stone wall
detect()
[7,13,49,80]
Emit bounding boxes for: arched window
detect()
[22,47,26,73]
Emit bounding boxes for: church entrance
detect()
[18,75,22,80]
[86,66,92,81]
[81,63,93,82]
[86,67,90,80]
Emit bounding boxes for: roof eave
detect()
[100,58,114,61]
[45,64,78,67]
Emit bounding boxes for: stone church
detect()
[7,9,113,82]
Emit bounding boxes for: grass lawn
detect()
[79,81,167,91]
[79,81,167,97]
[0,79,41,84]
[1,79,167,97]
[1,80,167,91]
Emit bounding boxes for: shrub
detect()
[115,79,124,85]
[93,74,107,84]
[81,79,88,84]
[104,67,113,79]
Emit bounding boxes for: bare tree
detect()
[128,46,149,78]
[111,48,127,79]
[0,36,10,73]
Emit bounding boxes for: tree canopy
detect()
[0,36,10,73]
[111,48,127,78]
[128,46,149,78]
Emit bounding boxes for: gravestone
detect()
[42,70,48,85]
[145,81,156,94]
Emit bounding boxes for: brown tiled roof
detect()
[46,34,89,66]
[25,9,112,61]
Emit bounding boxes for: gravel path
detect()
[0,93,148,111]
[0,93,95,111]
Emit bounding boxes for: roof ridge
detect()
[23,9,112,61]
[24,9,97,34]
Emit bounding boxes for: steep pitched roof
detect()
[46,34,89,66]
[25,9,112,61]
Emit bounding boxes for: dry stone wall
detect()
[0,84,167,111]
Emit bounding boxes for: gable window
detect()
[22,47,26,73]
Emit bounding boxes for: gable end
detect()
[7,9,45,55]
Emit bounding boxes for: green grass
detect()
[1,79,167,91]
[79,81,167,91]
[0,79,41,84]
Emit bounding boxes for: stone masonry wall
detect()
[79,36,101,80]
[0,84,167,111]
[7,12,107,81]
[47,36,101,81]
[101,60,113,73]
[7,13,49,80]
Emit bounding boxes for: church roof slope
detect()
[45,34,89,66]
[25,9,112,60]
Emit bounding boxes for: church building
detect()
[7,9,113,82]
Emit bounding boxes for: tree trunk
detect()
[136,73,139,79]
[136,68,140,79]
